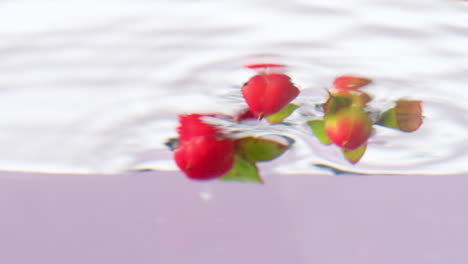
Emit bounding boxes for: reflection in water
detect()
[167,65,423,183]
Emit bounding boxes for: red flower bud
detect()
[242,73,300,118]
[174,114,234,180]
[324,90,372,114]
[325,107,372,150]
[174,135,234,180]
[333,76,372,91]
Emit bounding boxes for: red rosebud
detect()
[325,107,372,150]
[242,73,300,118]
[174,114,235,180]
[174,135,234,180]
[333,76,372,91]
[324,90,372,114]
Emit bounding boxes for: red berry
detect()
[242,73,300,118]
[333,76,372,91]
[324,107,372,150]
[174,135,234,180]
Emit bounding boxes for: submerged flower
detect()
[174,114,234,180]
[324,107,372,150]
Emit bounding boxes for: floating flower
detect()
[174,114,234,180]
[167,67,424,182]
[242,73,300,118]
[324,107,373,150]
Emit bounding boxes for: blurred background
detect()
[1,0,468,263]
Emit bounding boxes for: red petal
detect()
[333,76,372,91]
[177,114,219,142]
[395,100,423,132]
[244,63,285,70]
[174,135,234,180]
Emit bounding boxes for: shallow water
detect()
[2,1,468,264]
[1,0,468,175]
[1,0,468,176]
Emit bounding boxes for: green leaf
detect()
[306,120,332,145]
[342,143,367,164]
[219,155,263,184]
[376,108,398,129]
[235,137,289,162]
[266,103,299,124]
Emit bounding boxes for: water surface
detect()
[1,0,468,175]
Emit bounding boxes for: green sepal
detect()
[324,95,353,115]
[376,108,398,129]
[219,155,263,184]
[266,104,299,124]
[235,137,289,162]
[342,143,367,164]
[307,119,332,145]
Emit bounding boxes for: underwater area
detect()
[0,0,468,263]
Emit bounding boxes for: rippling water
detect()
[1,0,468,175]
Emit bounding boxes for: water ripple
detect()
[0,0,467,175]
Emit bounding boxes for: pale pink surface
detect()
[1,171,468,264]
